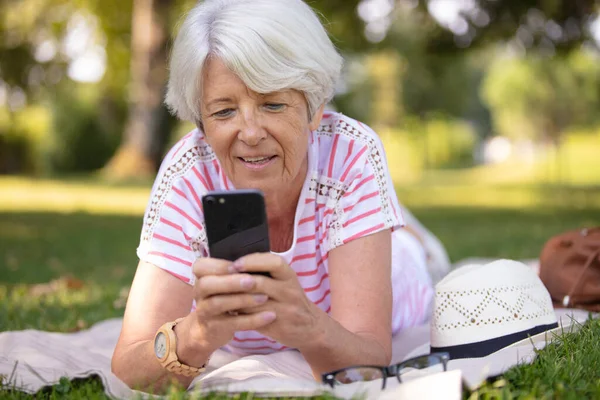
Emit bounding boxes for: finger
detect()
[196,293,269,317]
[194,273,258,300]
[229,311,277,331]
[230,253,293,280]
[192,257,234,278]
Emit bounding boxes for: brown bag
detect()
[539,227,600,312]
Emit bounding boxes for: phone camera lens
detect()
[206,196,215,205]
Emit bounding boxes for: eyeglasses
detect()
[321,352,449,390]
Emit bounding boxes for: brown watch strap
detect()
[159,317,209,377]
[166,359,206,377]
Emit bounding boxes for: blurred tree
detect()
[481,50,600,180]
[481,51,600,146]
[413,0,598,54]
[102,0,176,179]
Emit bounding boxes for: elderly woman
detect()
[112,0,444,392]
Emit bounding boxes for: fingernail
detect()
[240,276,255,289]
[232,259,245,271]
[262,311,276,322]
[253,294,268,304]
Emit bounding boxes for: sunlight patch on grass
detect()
[0,177,150,215]
[397,184,600,210]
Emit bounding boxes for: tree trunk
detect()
[103,0,174,180]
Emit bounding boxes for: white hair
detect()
[165,0,343,123]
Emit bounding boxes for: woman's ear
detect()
[309,104,326,131]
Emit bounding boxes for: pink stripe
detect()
[343,140,355,165]
[357,191,379,204]
[316,203,327,211]
[327,135,339,177]
[344,223,386,244]
[220,166,230,190]
[212,159,220,174]
[325,306,331,313]
[165,201,203,231]
[232,344,287,351]
[317,252,329,267]
[340,146,368,182]
[153,233,191,251]
[203,164,215,190]
[305,198,315,204]
[148,251,192,267]
[297,266,320,277]
[233,335,277,344]
[299,215,316,225]
[297,234,316,243]
[165,270,191,283]
[171,141,187,161]
[304,273,329,293]
[160,217,182,232]
[344,175,375,197]
[291,252,316,264]
[343,207,381,228]
[314,289,331,305]
[170,131,194,160]
[391,199,399,221]
[171,186,187,200]
[192,166,210,191]
[182,177,203,211]
[159,217,193,242]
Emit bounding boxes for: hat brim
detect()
[403,312,586,390]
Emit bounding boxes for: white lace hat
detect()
[404,259,585,389]
[429,259,559,358]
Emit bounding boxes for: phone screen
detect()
[202,190,270,263]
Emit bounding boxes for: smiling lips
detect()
[238,155,277,169]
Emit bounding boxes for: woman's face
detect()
[199,57,323,196]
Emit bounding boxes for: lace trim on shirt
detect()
[314,117,396,248]
[141,144,214,256]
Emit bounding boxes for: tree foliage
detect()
[481,51,600,144]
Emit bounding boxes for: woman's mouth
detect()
[238,155,277,169]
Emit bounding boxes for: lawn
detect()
[1,175,599,399]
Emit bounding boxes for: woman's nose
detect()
[237,110,267,146]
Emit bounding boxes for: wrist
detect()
[297,304,329,353]
[173,315,213,369]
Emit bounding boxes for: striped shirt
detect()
[137,112,433,355]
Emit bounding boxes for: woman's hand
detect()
[230,253,325,350]
[188,257,277,352]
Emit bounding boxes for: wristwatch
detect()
[153,317,208,377]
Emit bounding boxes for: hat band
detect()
[430,322,559,359]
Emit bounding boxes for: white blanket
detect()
[1,308,591,399]
[0,317,452,399]
[0,257,591,399]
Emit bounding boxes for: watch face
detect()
[154,332,167,359]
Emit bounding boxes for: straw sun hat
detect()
[404,259,584,389]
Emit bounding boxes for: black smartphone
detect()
[202,190,271,273]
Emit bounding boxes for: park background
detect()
[1,0,600,398]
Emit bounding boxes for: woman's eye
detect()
[265,103,285,111]
[212,108,234,118]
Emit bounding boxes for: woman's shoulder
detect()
[313,112,388,185]
[317,112,381,143]
[154,128,218,186]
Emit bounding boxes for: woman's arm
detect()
[111,261,212,393]
[299,229,393,377]
[234,229,393,379]
[112,259,278,393]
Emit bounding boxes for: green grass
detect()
[1,176,600,399]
